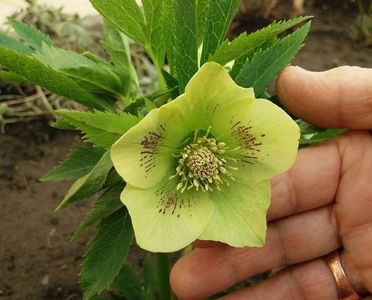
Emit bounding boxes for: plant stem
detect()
[155,253,172,300]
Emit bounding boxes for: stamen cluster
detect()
[171,130,236,193]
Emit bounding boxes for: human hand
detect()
[170,66,372,300]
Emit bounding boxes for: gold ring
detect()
[325,251,362,300]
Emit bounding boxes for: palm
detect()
[170,66,372,300]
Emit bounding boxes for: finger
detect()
[276,66,372,129]
[171,206,340,300]
[334,131,372,294]
[267,139,340,220]
[218,259,337,300]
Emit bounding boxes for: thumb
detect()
[276,66,372,129]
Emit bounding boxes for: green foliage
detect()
[81,208,133,300]
[142,0,166,68]
[51,119,76,130]
[0,31,33,55]
[0,47,111,111]
[102,20,140,102]
[173,0,198,93]
[7,17,54,51]
[72,183,124,239]
[90,0,147,47]
[1,17,136,109]
[91,0,173,71]
[161,70,179,98]
[41,145,106,182]
[229,38,276,79]
[296,120,345,146]
[56,150,113,211]
[34,45,126,97]
[210,16,312,65]
[112,255,169,300]
[235,22,311,97]
[103,169,123,189]
[196,0,210,46]
[154,254,172,300]
[200,0,241,64]
[124,88,176,115]
[57,110,140,148]
[114,265,143,300]
[0,70,27,82]
[143,256,156,300]
[348,0,372,45]
[162,0,177,75]
[102,21,135,80]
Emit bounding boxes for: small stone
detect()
[41,275,50,286]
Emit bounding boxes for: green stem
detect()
[155,253,173,300]
[117,94,132,109]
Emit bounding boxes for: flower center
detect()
[170,130,237,193]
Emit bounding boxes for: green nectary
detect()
[111,62,300,252]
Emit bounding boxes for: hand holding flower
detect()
[170,66,372,300]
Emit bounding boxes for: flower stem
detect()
[155,253,173,300]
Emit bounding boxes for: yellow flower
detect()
[111,62,300,252]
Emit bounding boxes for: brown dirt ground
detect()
[1,2,371,300]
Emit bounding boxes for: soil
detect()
[1,2,371,300]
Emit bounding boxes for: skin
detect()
[170,66,372,300]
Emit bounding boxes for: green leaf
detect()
[41,145,106,181]
[196,0,210,46]
[161,70,179,98]
[55,150,113,211]
[142,0,166,67]
[90,296,112,300]
[0,31,33,55]
[102,20,139,98]
[90,0,147,47]
[0,47,111,111]
[162,0,177,75]
[51,119,77,130]
[72,183,124,239]
[145,99,157,112]
[229,37,276,79]
[114,264,143,300]
[174,0,198,93]
[210,16,312,65]
[34,45,125,96]
[300,128,345,145]
[103,169,123,189]
[229,53,249,79]
[235,22,311,97]
[81,208,133,300]
[7,17,54,51]
[57,110,140,148]
[102,20,132,78]
[124,88,175,115]
[82,51,109,65]
[0,70,27,82]
[143,256,156,300]
[200,0,241,64]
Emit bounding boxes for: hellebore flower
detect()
[111,62,299,252]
